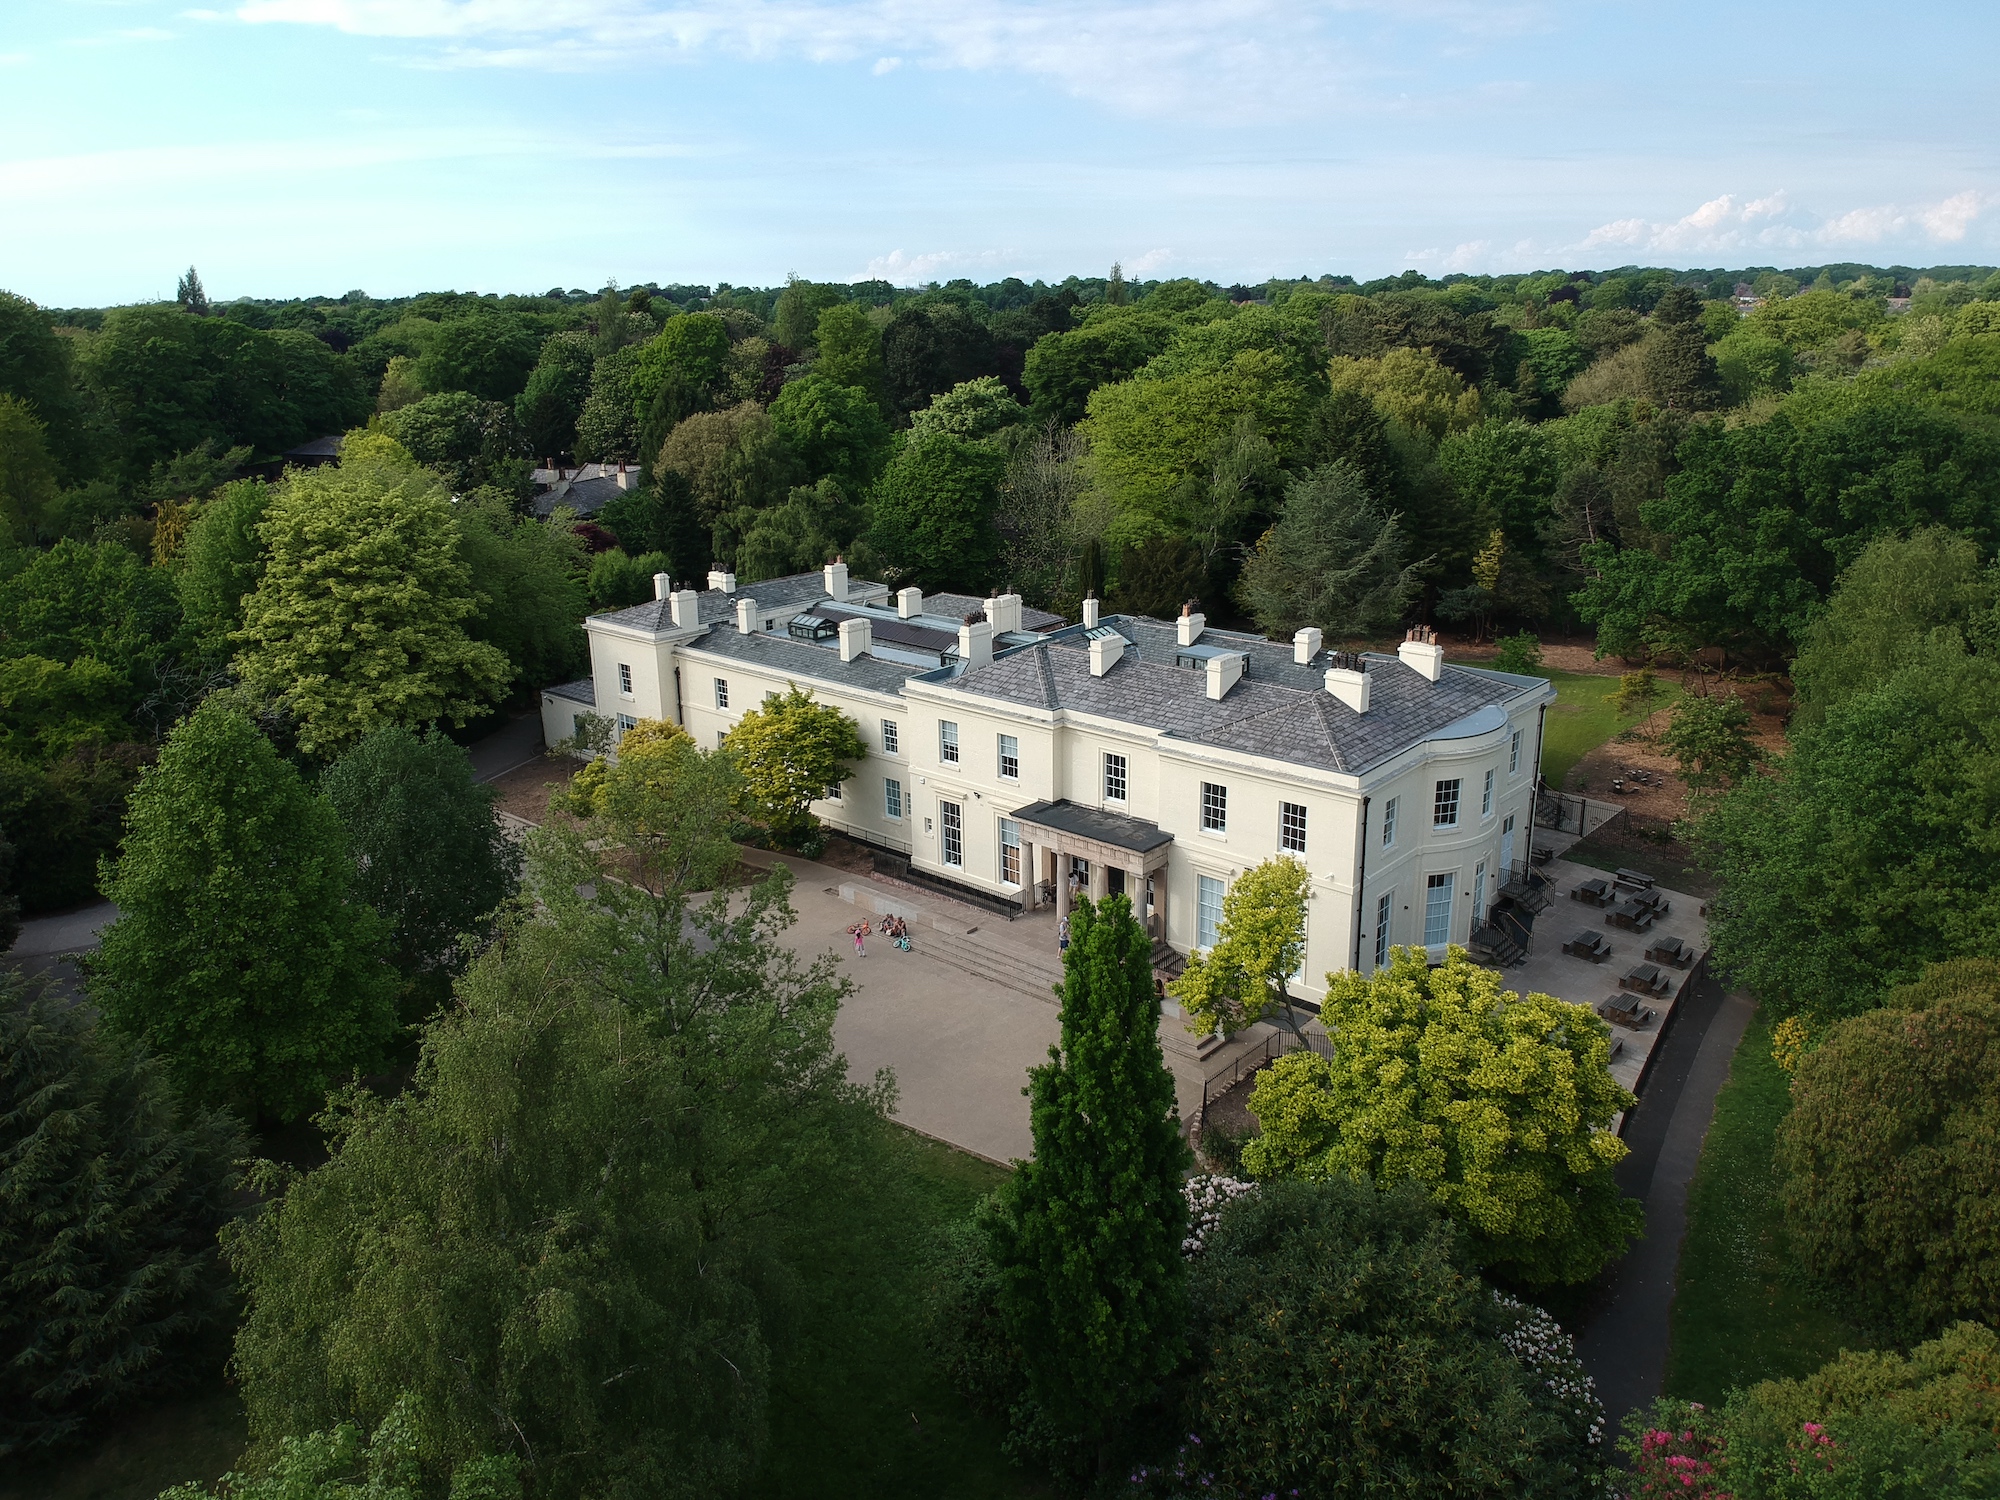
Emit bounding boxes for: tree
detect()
[228,729,882,1500]
[573,345,641,461]
[1774,959,2000,1335]
[1327,345,1482,442]
[724,685,865,848]
[771,277,844,350]
[597,469,712,581]
[320,726,520,994]
[1791,526,1994,726]
[767,373,891,494]
[1643,286,1722,410]
[0,741,148,914]
[414,312,541,403]
[908,375,1028,442]
[655,401,797,561]
[175,477,272,652]
[1611,667,1662,719]
[631,313,732,460]
[812,303,888,408]
[1183,1177,1607,1499]
[1243,947,1640,1286]
[1660,691,1760,789]
[91,701,396,1119]
[997,419,1091,610]
[374,355,424,414]
[986,893,1190,1472]
[865,431,1005,591]
[234,444,512,758]
[175,266,209,316]
[1022,309,1174,426]
[161,1397,518,1500]
[375,390,530,499]
[735,478,859,584]
[454,494,590,689]
[0,971,246,1459]
[514,329,596,461]
[1437,418,1563,559]
[1170,856,1311,1037]
[1494,631,1545,675]
[1697,648,2000,1021]
[1237,461,1421,639]
[0,292,86,480]
[585,546,673,610]
[0,395,58,543]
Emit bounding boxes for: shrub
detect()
[1493,630,1545,675]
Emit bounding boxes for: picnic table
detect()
[1570,878,1612,907]
[1604,899,1656,933]
[1646,935,1695,969]
[1562,931,1611,962]
[1597,994,1656,1029]
[1614,867,1656,892]
[1620,962,1673,997]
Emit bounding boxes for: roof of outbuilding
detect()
[545,677,596,705]
[933,615,1543,775]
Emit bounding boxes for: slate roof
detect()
[935,615,1544,775]
[546,678,595,705]
[533,474,627,519]
[679,621,927,696]
[1010,799,1174,853]
[590,572,890,633]
[926,591,1067,632]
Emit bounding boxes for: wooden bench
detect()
[1570,878,1612,907]
[1562,931,1611,962]
[1646,935,1695,969]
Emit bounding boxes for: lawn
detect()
[1537,669,1683,789]
[4,1125,1036,1500]
[1663,1009,1871,1403]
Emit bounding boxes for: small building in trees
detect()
[541,567,1553,1003]
[530,460,642,520]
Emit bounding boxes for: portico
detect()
[1010,799,1174,939]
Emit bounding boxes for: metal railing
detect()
[1193,1025,1333,1141]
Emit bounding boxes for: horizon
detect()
[2,0,1995,306]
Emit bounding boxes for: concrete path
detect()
[12,900,117,959]
[1575,970,1757,1427]
[467,710,546,784]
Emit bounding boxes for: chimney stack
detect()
[1205,652,1245,701]
[1177,600,1206,647]
[669,588,700,628]
[614,462,636,491]
[1293,626,1323,665]
[1397,625,1444,683]
[736,596,757,635]
[653,572,671,601]
[838,617,872,662]
[897,586,923,619]
[1089,633,1124,676]
[1324,652,1370,713]
[1081,593,1101,629]
[958,617,994,670]
[984,592,1023,634]
[823,556,849,602]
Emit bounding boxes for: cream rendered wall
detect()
[588,625,678,731]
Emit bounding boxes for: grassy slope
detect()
[1664,1010,1871,1403]
[1538,669,1684,789]
[762,1126,1041,1500]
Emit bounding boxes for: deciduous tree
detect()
[1170,856,1312,1037]
[1243,947,1639,1286]
[865,431,1004,591]
[92,701,397,1119]
[724,685,864,848]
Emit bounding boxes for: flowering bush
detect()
[1494,1291,1607,1453]
[1181,1174,1257,1256]
[1621,1400,1730,1498]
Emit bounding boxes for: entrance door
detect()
[1501,815,1516,874]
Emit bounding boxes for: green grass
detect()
[1537,669,1684,789]
[1664,1010,1872,1403]
[762,1125,1042,1499]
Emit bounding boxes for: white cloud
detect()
[1125,247,1172,275]
[870,54,899,74]
[225,0,1517,121]
[859,246,1013,283]
[1576,189,1990,256]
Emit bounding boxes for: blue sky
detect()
[3,0,1996,304]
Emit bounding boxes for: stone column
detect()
[1151,862,1167,940]
[1055,844,1070,920]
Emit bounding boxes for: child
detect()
[851,921,866,957]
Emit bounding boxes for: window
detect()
[713,677,729,710]
[617,662,633,695]
[1201,782,1228,833]
[1197,874,1226,950]
[999,818,1021,884]
[998,734,1020,780]
[1473,860,1487,920]
[1104,752,1128,802]
[1280,801,1307,854]
[1375,890,1393,968]
[1509,728,1523,775]
[940,799,963,866]
[716,730,728,750]
[1433,779,1461,828]
[1381,796,1398,848]
[1481,768,1494,817]
[884,778,903,819]
[824,780,842,801]
[1424,872,1455,946]
[939,720,960,765]
[881,719,900,755]
[616,713,637,733]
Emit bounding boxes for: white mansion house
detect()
[541,561,1556,1005]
